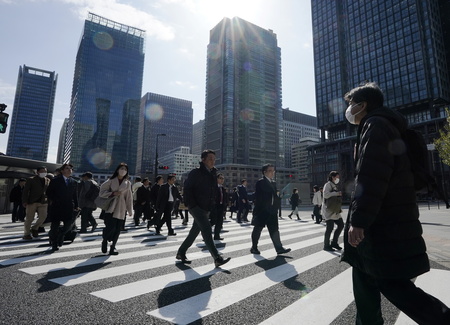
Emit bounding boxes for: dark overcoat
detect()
[46,175,79,222]
[341,106,429,279]
[251,177,279,228]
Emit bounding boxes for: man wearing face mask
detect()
[341,82,450,324]
[321,171,343,251]
[22,166,50,240]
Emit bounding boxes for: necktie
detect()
[66,178,69,186]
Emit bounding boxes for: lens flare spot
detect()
[93,32,114,50]
[328,98,346,115]
[240,108,255,123]
[243,62,252,71]
[208,43,221,60]
[86,148,112,169]
[145,104,164,121]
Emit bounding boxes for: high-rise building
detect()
[137,92,193,176]
[158,146,200,177]
[64,13,145,174]
[282,108,319,168]
[310,0,450,196]
[6,65,57,161]
[192,119,205,155]
[56,118,69,164]
[205,17,283,167]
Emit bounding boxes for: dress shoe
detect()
[214,256,231,268]
[109,249,119,255]
[277,248,291,255]
[38,227,45,233]
[168,232,177,236]
[323,246,335,252]
[296,215,301,220]
[176,254,191,264]
[214,237,224,240]
[22,235,33,240]
[52,246,59,251]
[31,228,39,238]
[91,223,97,232]
[182,222,187,225]
[331,242,342,250]
[288,214,292,219]
[250,247,260,254]
[101,240,108,254]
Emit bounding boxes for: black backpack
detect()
[402,128,450,208]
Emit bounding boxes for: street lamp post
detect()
[154,133,167,177]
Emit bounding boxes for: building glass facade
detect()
[205,17,283,167]
[137,93,193,176]
[310,0,450,197]
[64,13,145,174]
[7,65,57,161]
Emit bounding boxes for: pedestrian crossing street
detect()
[1,214,449,324]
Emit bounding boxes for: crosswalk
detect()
[1,213,449,324]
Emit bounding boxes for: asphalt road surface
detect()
[0,204,449,324]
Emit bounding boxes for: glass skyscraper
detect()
[137,92,193,175]
[310,0,450,195]
[205,17,284,167]
[7,65,57,161]
[64,13,145,174]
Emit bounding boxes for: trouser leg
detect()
[31,204,48,231]
[110,218,122,250]
[214,206,224,239]
[80,207,90,231]
[352,267,384,325]
[24,203,38,236]
[324,219,334,247]
[378,276,450,325]
[165,203,174,233]
[332,218,344,244]
[267,221,283,251]
[178,218,201,255]
[251,226,263,249]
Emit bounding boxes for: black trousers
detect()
[210,204,224,239]
[237,202,249,222]
[80,207,96,231]
[157,202,175,234]
[352,267,450,325]
[324,218,344,247]
[50,215,76,247]
[102,213,122,249]
[12,202,25,222]
[251,218,283,252]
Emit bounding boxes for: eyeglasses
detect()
[218,177,224,179]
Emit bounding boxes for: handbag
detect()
[94,195,116,211]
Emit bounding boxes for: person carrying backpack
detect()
[341,82,450,324]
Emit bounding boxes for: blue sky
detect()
[0,0,316,163]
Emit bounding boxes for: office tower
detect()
[205,17,283,167]
[137,92,193,175]
[310,0,450,193]
[64,13,145,174]
[6,65,57,161]
[282,108,319,168]
[56,118,69,164]
[192,119,205,155]
[158,146,200,176]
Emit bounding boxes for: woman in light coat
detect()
[99,162,133,255]
[321,171,344,251]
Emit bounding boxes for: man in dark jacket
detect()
[10,178,26,222]
[250,164,291,255]
[77,172,99,233]
[210,173,228,240]
[342,82,450,324]
[147,175,163,229]
[135,178,152,226]
[236,179,249,223]
[46,163,79,251]
[176,149,231,268]
[155,175,182,236]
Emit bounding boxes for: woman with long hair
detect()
[99,163,133,255]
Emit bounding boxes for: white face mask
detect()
[118,169,127,177]
[345,103,364,125]
[334,178,340,184]
[39,173,47,178]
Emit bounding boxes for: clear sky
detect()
[0,0,316,163]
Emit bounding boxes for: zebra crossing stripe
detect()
[260,268,353,325]
[46,233,325,286]
[147,251,338,324]
[394,269,450,324]
[90,236,331,302]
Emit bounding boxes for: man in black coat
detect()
[10,178,26,222]
[236,179,249,223]
[46,163,79,251]
[155,175,182,236]
[134,178,152,226]
[147,175,163,229]
[176,150,231,268]
[250,164,291,255]
[210,173,228,240]
[342,82,450,324]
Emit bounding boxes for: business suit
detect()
[155,183,182,235]
[210,185,228,240]
[46,175,79,250]
[251,177,287,253]
[236,184,249,222]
